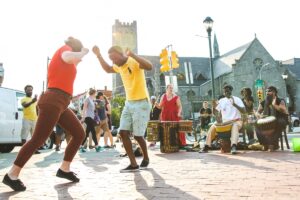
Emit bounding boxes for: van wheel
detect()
[0,144,15,153]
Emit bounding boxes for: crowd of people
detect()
[1,36,290,192]
[198,85,289,154]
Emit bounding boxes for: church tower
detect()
[112,20,138,53]
[213,33,220,58]
[112,20,138,97]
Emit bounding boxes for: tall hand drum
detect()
[215,121,233,153]
[256,116,276,136]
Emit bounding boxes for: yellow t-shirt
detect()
[113,57,148,100]
[21,97,38,121]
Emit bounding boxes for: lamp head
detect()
[203,16,214,33]
[282,72,288,80]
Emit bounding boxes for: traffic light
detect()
[171,51,179,69]
[160,49,170,72]
[257,89,263,101]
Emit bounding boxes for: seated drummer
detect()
[240,87,255,142]
[199,85,245,154]
[199,101,212,132]
[255,86,288,152]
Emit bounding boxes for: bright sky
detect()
[0,0,299,95]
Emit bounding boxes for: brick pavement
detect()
[0,141,300,200]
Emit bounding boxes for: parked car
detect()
[291,114,300,127]
[0,87,25,153]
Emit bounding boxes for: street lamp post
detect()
[203,16,215,100]
[259,63,270,80]
[282,72,289,104]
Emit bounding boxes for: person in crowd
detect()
[104,95,112,131]
[199,85,245,154]
[240,87,255,143]
[92,45,152,172]
[199,101,212,139]
[255,86,289,151]
[148,96,161,147]
[20,85,41,154]
[95,91,114,148]
[2,37,88,191]
[158,84,186,148]
[80,88,102,152]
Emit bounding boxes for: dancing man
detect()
[92,45,152,172]
[2,37,88,191]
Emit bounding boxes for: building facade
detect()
[111,20,299,118]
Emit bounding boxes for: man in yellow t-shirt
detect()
[92,45,152,172]
[21,85,38,146]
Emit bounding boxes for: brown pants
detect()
[14,89,85,168]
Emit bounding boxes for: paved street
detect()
[0,135,300,200]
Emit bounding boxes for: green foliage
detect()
[110,96,126,128]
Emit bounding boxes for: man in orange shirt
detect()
[92,45,152,172]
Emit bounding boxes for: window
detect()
[16,92,25,111]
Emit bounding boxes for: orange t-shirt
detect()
[47,45,76,95]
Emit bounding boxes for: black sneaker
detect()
[120,165,140,173]
[2,174,26,191]
[199,145,211,153]
[231,144,237,155]
[56,169,80,182]
[140,160,149,169]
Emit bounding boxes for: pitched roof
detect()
[282,58,300,80]
[213,41,252,78]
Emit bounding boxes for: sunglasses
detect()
[266,90,273,93]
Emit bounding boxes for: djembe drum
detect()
[215,121,233,153]
[146,120,161,142]
[256,116,277,136]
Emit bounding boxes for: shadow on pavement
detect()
[0,152,18,170]
[154,150,198,160]
[0,191,20,200]
[134,168,201,200]
[198,152,275,171]
[78,149,121,172]
[34,150,62,168]
[54,182,77,200]
[237,150,300,164]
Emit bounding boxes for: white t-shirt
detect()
[216,96,244,122]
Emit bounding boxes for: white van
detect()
[0,87,25,153]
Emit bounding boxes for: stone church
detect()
[111,20,299,119]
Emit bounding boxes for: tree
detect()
[111,95,126,128]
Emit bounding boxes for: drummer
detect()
[148,96,161,147]
[240,87,255,143]
[199,101,212,133]
[199,85,245,154]
[255,86,288,152]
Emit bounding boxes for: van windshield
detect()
[16,92,25,111]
